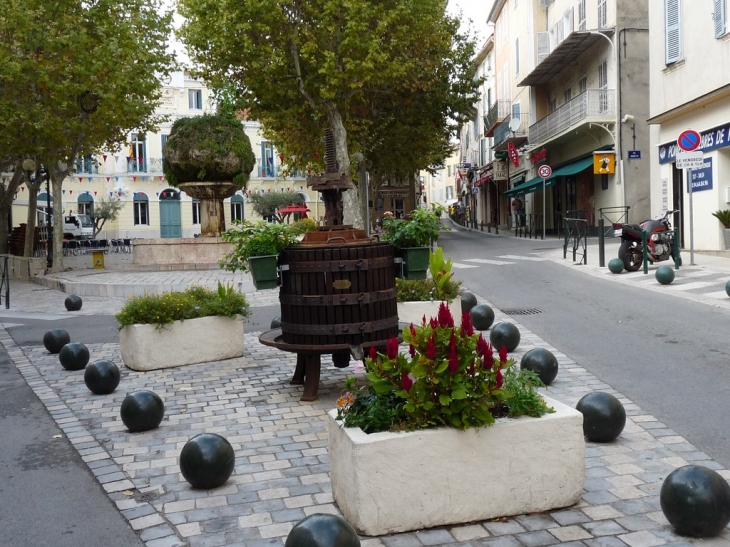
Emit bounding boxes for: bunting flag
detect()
[87,177,92,183]
[103,155,107,162]
[106,177,110,182]
[279,154,285,163]
[132,176,137,182]
[115,176,119,182]
[118,192,122,197]
[62,190,66,195]
[78,177,83,182]
[158,175,163,181]
[142,176,146,182]
[21,187,24,192]
[287,187,290,191]
[109,192,113,197]
[155,192,159,197]
[86,190,90,195]
[69,190,73,195]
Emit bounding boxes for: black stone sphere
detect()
[470,304,495,331]
[656,265,675,285]
[120,391,165,433]
[271,316,282,329]
[58,342,90,371]
[608,258,624,274]
[489,322,520,352]
[43,329,71,354]
[520,348,559,386]
[575,392,626,442]
[661,465,730,537]
[64,294,83,311]
[84,360,121,395]
[180,433,236,489]
[460,292,478,314]
[285,513,361,547]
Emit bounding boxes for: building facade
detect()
[648,0,730,251]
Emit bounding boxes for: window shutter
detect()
[665,0,681,64]
[537,32,550,63]
[715,0,726,38]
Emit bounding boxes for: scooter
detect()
[613,210,681,272]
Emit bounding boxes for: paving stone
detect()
[517,530,560,546]
[416,528,457,545]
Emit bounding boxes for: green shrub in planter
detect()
[116,282,249,329]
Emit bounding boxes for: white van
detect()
[63,213,94,240]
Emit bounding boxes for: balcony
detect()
[483,100,510,137]
[529,89,615,146]
[494,113,531,150]
[126,158,164,173]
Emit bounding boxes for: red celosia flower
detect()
[495,368,504,388]
[461,312,474,337]
[410,324,417,337]
[426,335,437,360]
[386,336,399,360]
[401,372,414,392]
[438,302,454,328]
[477,335,492,361]
[409,344,416,358]
[469,359,475,375]
[448,332,458,374]
[422,315,427,325]
[369,345,377,360]
[498,345,508,364]
[430,317,438,329]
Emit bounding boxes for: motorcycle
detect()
[613,210,681,272]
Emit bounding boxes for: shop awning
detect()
[548,156,594,178]
[504,176,555,198]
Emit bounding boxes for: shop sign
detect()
[658,121,730,164]
[593,152,615,174]
[530,148,548,165]
[493,161,508,181]
[686,157,713,192]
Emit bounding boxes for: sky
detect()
[447,0,494,43]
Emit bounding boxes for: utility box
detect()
[92,251,105,269]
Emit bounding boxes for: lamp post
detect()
[39,165,52,269]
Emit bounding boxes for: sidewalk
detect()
[4,242,730,546]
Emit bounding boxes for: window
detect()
[578,0,586,30]
[133,192,149,225]
[260,141,275,177]
[512,102,521,123]
[515,38,520,74]
[549,98,557,112]
[75,155,97,174]
[716,0,727,37]
[598,60,608,112]
[230,194,244,222]
[161,134,169,158]
[564,88,572,104]
[128,133,146,172]
[598,0,607,28]
[393,198,405,219]
[188,89,203,110]
[192,199,200,225]
[578,75,587,94]
[665,0,682,63]
[77,194,94,217]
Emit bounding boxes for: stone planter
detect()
[120,316,244,371]
[723,228,730,250]
[327,395,585,536]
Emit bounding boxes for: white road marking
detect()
[463,259,516,266]
[450,263,480,269]
[666,281,716,291]
[496,255,548,261]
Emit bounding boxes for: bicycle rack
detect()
[563,218,588,265]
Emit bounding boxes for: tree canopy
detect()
[177,0,480,228]
[0,0,176,265]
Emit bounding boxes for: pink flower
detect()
[401,372,414,392]
[353,360,365,374]
[477,335,493,361]
[426,335,437,360]
[448,332,458,374]
[498,345,508,365]
[461,312,474,337]
[386,337,399,360]
[438,302,454,328]
[369,345,378,360]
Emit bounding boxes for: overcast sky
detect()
[447,0,494,42]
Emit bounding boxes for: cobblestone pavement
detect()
[3,281,730,547]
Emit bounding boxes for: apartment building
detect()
[648,0,730,251]
[8,72,313,240]
[485,0,649,234]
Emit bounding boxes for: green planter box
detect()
[399,247,430,280]
[247,255,279,290]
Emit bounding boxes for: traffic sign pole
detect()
[537,165,552,240]
[688,168,695,265]
[677,129,701,265]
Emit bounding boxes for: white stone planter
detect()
[120,316,244,371]
[328,395,585,536]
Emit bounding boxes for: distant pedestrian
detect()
[512,197,523,227]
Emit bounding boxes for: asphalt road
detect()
[441,227,730,469]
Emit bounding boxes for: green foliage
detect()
[91,198,125,239]
[115,283,249,329]
[219,219,316,273]
[162,113,255,187]
[712,210,730,228]
[503,368,555,418]
[395,248,462,302]
[382,207,445,249]
[248,192,305,220]
[336,304,552,433]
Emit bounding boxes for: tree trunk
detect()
[0,170,23,254]
[325,104,364,229]
[51,172,64,273]
[23,173,42,258]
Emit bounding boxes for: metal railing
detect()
[563,217,588,264]
[529,89,615,145]
[597,206,630,267]
[494,113,531,146]
[484,100,511,135]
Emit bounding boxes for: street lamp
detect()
[39,164,52,269]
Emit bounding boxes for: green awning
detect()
[504,176,556,197]
[548,156,594,178]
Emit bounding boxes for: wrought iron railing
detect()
[529,89,615,145]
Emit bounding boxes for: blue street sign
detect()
[628,150,641,159]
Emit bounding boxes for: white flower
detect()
[353,360,365,374]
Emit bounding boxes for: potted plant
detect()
[712,210,730,250]
[381,206,445,279]
[328,303,585,535]
[219,218,316,289]
[162,112,256,237]
[116,283,249,371]
[395,247,462,302]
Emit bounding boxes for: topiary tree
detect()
[163,113,255,236]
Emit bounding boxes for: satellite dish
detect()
[508,118,521,132]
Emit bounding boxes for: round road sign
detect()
[677,129,702,152]
[538,165,552,179]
